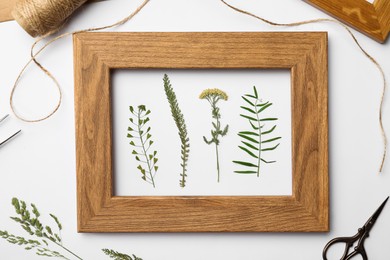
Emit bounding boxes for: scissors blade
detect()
[364,196,389,232]
[0,114,9,124]
[0,130,22,148]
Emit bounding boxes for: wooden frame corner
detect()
[304,0,390,43]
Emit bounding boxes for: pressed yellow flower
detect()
[199,88,228,101]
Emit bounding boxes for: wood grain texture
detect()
[304,0,389,43]
[73,32,329,232]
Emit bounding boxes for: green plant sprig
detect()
[163,74,190,188]
[128,105,159,188]
[102,249,142,260]
[200,88,229,182]
[0,198,142,260]
[0,198,80,259]
[233,86,281,177]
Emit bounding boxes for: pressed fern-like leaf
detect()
[233,86,281,177]
[127,105,159,188]
[102,249,142,260]
[163,74,190,187]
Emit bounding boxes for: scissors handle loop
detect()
[322,229,367,260]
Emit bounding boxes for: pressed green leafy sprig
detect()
[163,74,190,188]
[0,198,141,260]
[233,86,281,177]
[0,198,81,259]
[128,105,159,188]
[102,249,143,260]
[199,88,229,182]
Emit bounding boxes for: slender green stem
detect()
[255,99,262,177]
[52,240,82,260]
[215,143,220,182]
[137,110,155,188]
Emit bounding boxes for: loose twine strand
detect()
[10,0,150,122]
[220,0,387,173]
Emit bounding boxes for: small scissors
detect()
[323,196,389,260]
[0,114,22,148]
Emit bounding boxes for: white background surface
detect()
[0,0,389,259]
[113,70,292,196]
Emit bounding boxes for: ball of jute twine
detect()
[12,0,88,37]
[9,0,149,123]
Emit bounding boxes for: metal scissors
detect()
[0,114,22,148]
[323,196,389,260]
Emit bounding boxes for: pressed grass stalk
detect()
[127,105,159,188]
[163,74,190,188]
[200,88,229,182]
[233,86,281,177]
[0,198,142,260]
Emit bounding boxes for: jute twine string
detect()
[12,0,88,37]
[10,0,150,123]
[220,0,387,172]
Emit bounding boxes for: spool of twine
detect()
[12,0,88,37]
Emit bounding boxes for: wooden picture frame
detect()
[73,32,329,232]
[304,0,390,43]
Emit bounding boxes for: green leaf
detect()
[130,141,135,146]
[153,151,157,156]
[154,166,158,171]
[257,103,272,113]
[127,133,133,138]
[262,137,282,143]
[261,158,276,164]
[256,101,269,107]
[239,131,259,136]
[234,170,257,174]
[240,114,257,121]
[128,127,133,131]
[232,161,258,167]
[244,94,256,99]
[253,86,258,98]
[129,106,134,113]
[135,156,140,161]
[242,96,255,107]
[238,133,259,144]
[221,125,229,136]
[132,150,137,155]
[262,125,276,135]
[240,106,256,114]
[249,120,259,130]
[45,226,52,235]
[260,118,278,121]
[239,146,258,158]
[262,143,280,151]
[242,141,259,151]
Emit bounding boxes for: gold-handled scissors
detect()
[0,114,22,148]
[323,196,389,260]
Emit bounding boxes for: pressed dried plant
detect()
[233,86,281,177]
[199,88,229,182]
[163,74,190,188]
[0,198,141,260]
[127,105,159,188]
